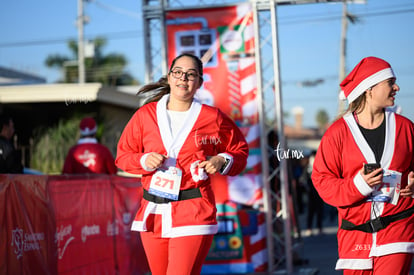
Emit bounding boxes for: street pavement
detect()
[293,218,342,275]
[214,205,414,275]
[286,210,414,275]
[245,210,341,275]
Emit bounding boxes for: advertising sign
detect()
[1,174,149,275]
[166,5,267,273]
[166,3,262,207]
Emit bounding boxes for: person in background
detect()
[0,114,23,173]
[300,150,324,236]
[116,53,249,275]
[312,56,414,274]
[62,117,117,174]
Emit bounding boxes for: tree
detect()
[45,37,138,86]
[315,109,329,132]
[31,116,82,174]
[30,114,109,174]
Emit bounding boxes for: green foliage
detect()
[315,109,330,129]
[30,116,82,174]
[45,54,69,68]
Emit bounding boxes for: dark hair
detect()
[0,114,12,130]
[138,53,204,104]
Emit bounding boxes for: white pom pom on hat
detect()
[79,117,97,136]
[339,56,396,103]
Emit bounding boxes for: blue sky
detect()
[1,0,413,127]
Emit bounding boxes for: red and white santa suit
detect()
[116,94,249,237]
[312,109,414,270]
[63,137,117,174]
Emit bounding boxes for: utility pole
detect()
[338,0,348,115]
[77,0,86,84]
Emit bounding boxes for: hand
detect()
[198,155,226,174]
[145,152,167,170]
[360,164,383,187]
[400,171,414,197]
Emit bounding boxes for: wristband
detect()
[218,153,233,175]
[220,158,230,174]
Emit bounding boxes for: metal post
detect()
[338,0,348,114]
[270,0,293,273]
[143,15,153,83]
[160,0,168,76]
[252,2,275,272]
[77,0,85,84]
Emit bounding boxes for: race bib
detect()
[367,169,401,205]
[148,167,182,201]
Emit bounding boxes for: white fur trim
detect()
[157,95,202,160]
[369,242,414,257]
[353,172,374,196]
[339,90,347,100]
[343,113,377,163]
[77,137,97,144]
[218,153,234,175]
[130,202,218,237]
[335,258,372,270]
[343,111,396,168]
[190,160,208,182]
[140,153,156,172]
[80,126,97,136]
[347,68,395,103]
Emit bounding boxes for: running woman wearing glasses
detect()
[116,53,249,275]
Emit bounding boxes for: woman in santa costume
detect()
[312,56,414,274]
[116,53,248,275]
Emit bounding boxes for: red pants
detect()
[343,253,414,275]
[139,214,214,275]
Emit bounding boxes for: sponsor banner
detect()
[1,174,149,275]
[165,5,267,272]
[49,175,116,274]
[111,176,149,274]
[1,174,57,275]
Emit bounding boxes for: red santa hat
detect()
[79,117,97,136]
[339,56,395,103]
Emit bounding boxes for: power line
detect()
[279,7,414,25]
[90,0,142,19]
[1,4,413,48]
[0,30,143,48]
[278,2,414,20]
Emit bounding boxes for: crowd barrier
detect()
[1,174,267,274]
[1,174,150,275]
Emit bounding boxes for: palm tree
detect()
[45,37,137,86]
[315,109,329,133]
[31,116,82,174]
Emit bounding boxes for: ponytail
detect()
[138,76,170,105]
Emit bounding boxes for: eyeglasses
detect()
[169,69,200,81]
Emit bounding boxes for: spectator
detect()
[62,117,117,174]
[0,115,23,173]
[300,151,324,236]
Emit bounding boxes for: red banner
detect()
[165,5,267,273]
[166,4,263,206]
[0,174,149,275]
[1,175,57,274]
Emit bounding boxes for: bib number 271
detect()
[148,167,182,201]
